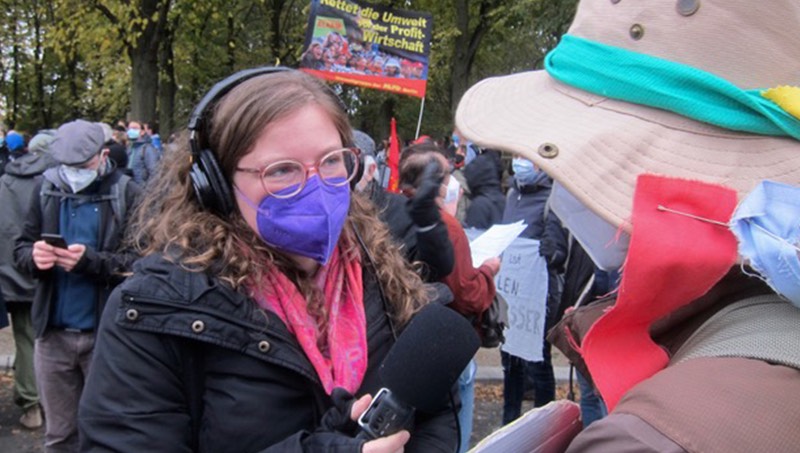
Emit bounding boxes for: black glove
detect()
[408,160,444,228]
[318,387,361,435]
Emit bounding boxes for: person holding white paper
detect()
[398,142,500,452]
[500,157,568,424]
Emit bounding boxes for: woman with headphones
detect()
[77,68,457,452]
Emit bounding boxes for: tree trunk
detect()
[450,0,470,115]
[450,0,494,115]
[126,0,171,124]
[268,0,285,60]
[67,57,80,119]
[129,46,159,123]
[158,20,176,139]
[10,10,19,128]
[226,14,236,73]
[32,8,49,127]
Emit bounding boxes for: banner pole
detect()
[415,97,426,139]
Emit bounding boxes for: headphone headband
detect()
[187,65,354,216]
[189,66,293,154]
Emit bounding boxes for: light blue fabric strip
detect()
[544,35,800,141]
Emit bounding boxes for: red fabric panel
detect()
[581,174,738,410]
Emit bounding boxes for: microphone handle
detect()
[356,388,415,440]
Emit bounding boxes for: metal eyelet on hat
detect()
[257,340,271,353]
[610,0,621,3]
[538,143,559,159]
[125,309,139,321]
[676,0,700,16]
[191,320,205,333]
[629,24,645,40]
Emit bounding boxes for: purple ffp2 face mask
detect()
[237,176,350,265]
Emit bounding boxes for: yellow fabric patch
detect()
[762,86,800,120]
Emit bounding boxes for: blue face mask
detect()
[464,141,478,166]
[451,134,460,147]
[730,180,800,308]
[127,128,141,140]
[512,157,540,186]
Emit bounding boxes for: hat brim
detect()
[456,71,800,230]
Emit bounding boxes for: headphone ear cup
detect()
[190,148,235,216]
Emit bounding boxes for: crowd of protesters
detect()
[0,100,592,452]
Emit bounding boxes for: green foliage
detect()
[0,0,576,138]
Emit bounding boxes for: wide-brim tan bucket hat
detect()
[455,0,800,231]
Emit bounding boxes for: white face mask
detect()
[355,155,376,193]
[549,181,630,271]
[444,176,461,205]
[60,165,98,193]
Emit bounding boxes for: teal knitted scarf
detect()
[544,35,800,141]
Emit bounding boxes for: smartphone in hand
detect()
[41,233,69,249]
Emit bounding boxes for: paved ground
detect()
[0,326,576,452]
[0,327,43,452]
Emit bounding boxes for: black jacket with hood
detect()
[78,253,459,453]
[463,153,506,229]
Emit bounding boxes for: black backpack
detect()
[476,293,509,348]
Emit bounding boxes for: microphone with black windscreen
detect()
[357,303,480,440]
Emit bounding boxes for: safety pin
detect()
[657,204,800,253]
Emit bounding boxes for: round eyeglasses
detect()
[236,147,359,199]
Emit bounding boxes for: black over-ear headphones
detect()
[188,66,357,215]
[188,66,293,216]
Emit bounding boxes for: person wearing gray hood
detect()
[0,129,58,430]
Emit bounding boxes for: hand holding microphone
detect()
[350,395,411,453]
[314,388,409,452]
[356,303,481,443]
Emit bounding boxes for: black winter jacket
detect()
[502,175,568,329]
[78,254,458,453]
[14,167,141,337]
[378,191,455,282]
[463,153,505,229]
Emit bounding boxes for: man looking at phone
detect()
[14,119,140,452]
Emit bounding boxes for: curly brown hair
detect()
[127,69,427,328]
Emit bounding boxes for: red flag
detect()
[387,118,401,193]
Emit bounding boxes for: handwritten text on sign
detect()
[466,230,548,361]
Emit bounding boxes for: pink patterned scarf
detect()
[254,245,367,395]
